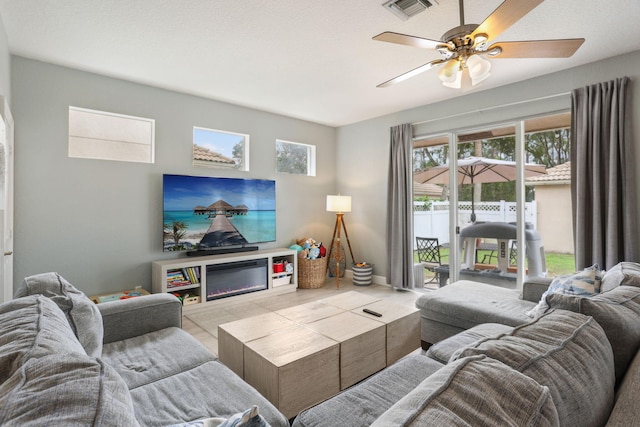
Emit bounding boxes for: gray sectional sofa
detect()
[4,266,639,426]
[293,263,640,426]
[0,272,290,427]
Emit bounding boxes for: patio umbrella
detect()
[414,156,547,222]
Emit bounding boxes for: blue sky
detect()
[163,175,275,211]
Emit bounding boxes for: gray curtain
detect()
[386,123,414,288]
[571,76,638,270]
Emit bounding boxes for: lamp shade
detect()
[326,195,352,213]
[438,60,459,83]
[438,60,462,89]
[467,54,491,86]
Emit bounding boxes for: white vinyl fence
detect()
[413,200,537,247]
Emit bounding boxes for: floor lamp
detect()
[326,195,355,289]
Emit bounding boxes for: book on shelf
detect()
[166,267,200,288]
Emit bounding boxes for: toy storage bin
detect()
[298,257,327,289]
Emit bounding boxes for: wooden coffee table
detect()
[353,300,421,365]
[218,291,420,419]
[243,325,340,419]
[217,312,294,378]
[305,311,386,389]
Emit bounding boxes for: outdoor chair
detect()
[509,240,518,266]
[416,237,446,285]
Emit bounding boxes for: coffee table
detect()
[305,311,386,389]
[217,312,294,377]
[354,299,421,365]
[244,325,340,419]
[218,291,420,418]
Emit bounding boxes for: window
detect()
[68,106,155,163]
[193,127,249,171]
[275,139,316,176]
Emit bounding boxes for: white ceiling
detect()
[1,0,639,127]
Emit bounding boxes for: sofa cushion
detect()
[15,272,103,357]
[415,280,534,330]
[606,350,640,425]
[292,354,444,427]
[129,360,289,427]
[0,352,139,426]
[101,326,217,389]
[426,323,513,364]
[547,285,640,384]
[102,326,288,426]
[454,309,615,427]
[0,295,86,384]
[370,355,559,427]
[526,264,602,318]
[601,262,640,292]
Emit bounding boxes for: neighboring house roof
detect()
[413,181,444,198]
[193,144,236,167]
[526,161,571,185]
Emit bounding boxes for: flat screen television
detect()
[163,174,276,253]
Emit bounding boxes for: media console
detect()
[152,248,298,308]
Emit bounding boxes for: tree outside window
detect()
[276,140,316,176]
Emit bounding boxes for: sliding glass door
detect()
[413,112,574,289]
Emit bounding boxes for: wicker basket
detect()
[298,256,328,289]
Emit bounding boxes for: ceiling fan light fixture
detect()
[373,0,584,89]
[443,71,462,89]
[467,54,491,85]
[438,60,462,88]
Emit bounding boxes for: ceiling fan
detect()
[373,0,585,89]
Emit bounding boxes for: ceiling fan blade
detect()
[372,31,444,50]
[471,0,545,43]
[488,39,585,58]
[377,59,447,88]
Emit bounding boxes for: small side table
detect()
[89,288,150,304]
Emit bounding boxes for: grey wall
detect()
[0,16,9,103]
[11,56,337,295]
[337,50,640,283]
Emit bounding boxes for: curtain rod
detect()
[411,91,571,127]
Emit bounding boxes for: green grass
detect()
[543,252,575,276]
[415,248,575,277]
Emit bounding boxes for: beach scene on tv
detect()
[163,175,276,252]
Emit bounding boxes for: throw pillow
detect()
[547,285,640,384]
[370,355,559,427]
[14,272,103,357]
[601,262,640,292]
[168,406,269,427]
[0,295,87,384]
[0,353,140,426]
[426,323,513,364]
[525,264,602,318]
[452,309,615,427]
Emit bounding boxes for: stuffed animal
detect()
[309,245,320,259]
[319,242,327,257]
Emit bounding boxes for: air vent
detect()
[382,0,437,21]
